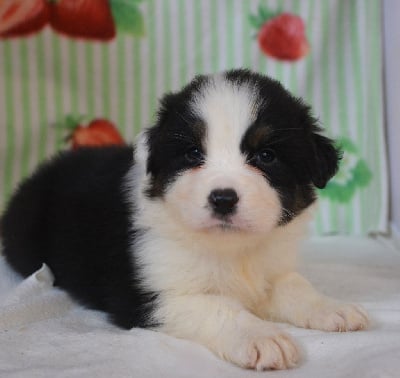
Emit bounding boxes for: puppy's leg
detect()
[157,294,300,370]
[266,272,369,332]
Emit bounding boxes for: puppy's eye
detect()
[185,147,204,164]
[255,148,276,166]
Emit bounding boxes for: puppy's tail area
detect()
[0,195,45,278]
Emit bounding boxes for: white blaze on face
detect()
[194,76,260,163]
[164,75,282,234]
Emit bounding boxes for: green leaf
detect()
[249,3,279,31]
[319,181,356,203]
[352,160,372,187]
[110,0,145,36]
[257,3,278,22]
[319,136,373,203]
[336,137,358,154]
[249,14,262,29]
[258,4,269,20]
[56,114,86,130]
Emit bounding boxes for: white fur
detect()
[125,75,369,370]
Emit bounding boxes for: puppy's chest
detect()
[209,257,272,306]
[160,253,272,309]
[138,237,273,309]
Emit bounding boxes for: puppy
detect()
[1,70,369,370]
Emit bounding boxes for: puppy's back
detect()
[1,146,134,281]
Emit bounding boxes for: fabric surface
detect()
[0,236,399,378]
[0,0,387,235]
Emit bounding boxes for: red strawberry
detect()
[64,117,126,149]
[0,0,49,38]
[250,6,309,62]
[258,13,309,61]
[48,0,115,41]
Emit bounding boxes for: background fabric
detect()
[0,0,387,235]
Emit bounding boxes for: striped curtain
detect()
[0,0,387,235]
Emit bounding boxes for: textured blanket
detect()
[1,236,399,378]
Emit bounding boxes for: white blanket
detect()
[1,236,399,378]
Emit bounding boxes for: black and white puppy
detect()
[1,70,369,370]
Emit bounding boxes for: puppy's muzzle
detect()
[208,188,239,216]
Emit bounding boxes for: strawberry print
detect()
[0,0,145,40]
[48,0,116,41]
[250,5,309,62]
[319,138,372,203]
[62,115,126,149]
[0,0,49,37]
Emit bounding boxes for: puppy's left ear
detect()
[309,133,341,189]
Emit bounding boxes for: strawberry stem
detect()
[249,4,281,30]
[57,114,87,130]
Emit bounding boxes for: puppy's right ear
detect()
[309,133,342,189]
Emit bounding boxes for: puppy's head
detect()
[136,70,340,236]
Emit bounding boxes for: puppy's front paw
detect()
[222,327,300,371]
[304,300,369,332]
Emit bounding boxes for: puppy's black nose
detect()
[208,188,239,216]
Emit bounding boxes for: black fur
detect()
[1,146,158,329]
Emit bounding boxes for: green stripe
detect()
[20,40,31,177]
[313,210,322,236]
[163,0,173,88]
[117,37,126,134]
[289,0,302,95]
[101,44,111,118]
[133,39,142,134]
[178,0,187,83]
[374,0,385,232]
[85,43,95,117]
[210,0,219,73]
[305,0,315,103]
[350,0,365,233]
[226,0,235,69]
[148,0,157,118]
[320,0,331,126]
[52,36,64,150]
[358,1,372,231]
[367,0,384,233]
[36,35,48,161]
[69,41,79,115]
[3,42,15,204]
[336,1,352,234]
[319,0,332,235]
[242,1,252,69]
[360,1,371,233]
[193,0,203,74]
[350,1,364,150]
[273,0,285,82]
